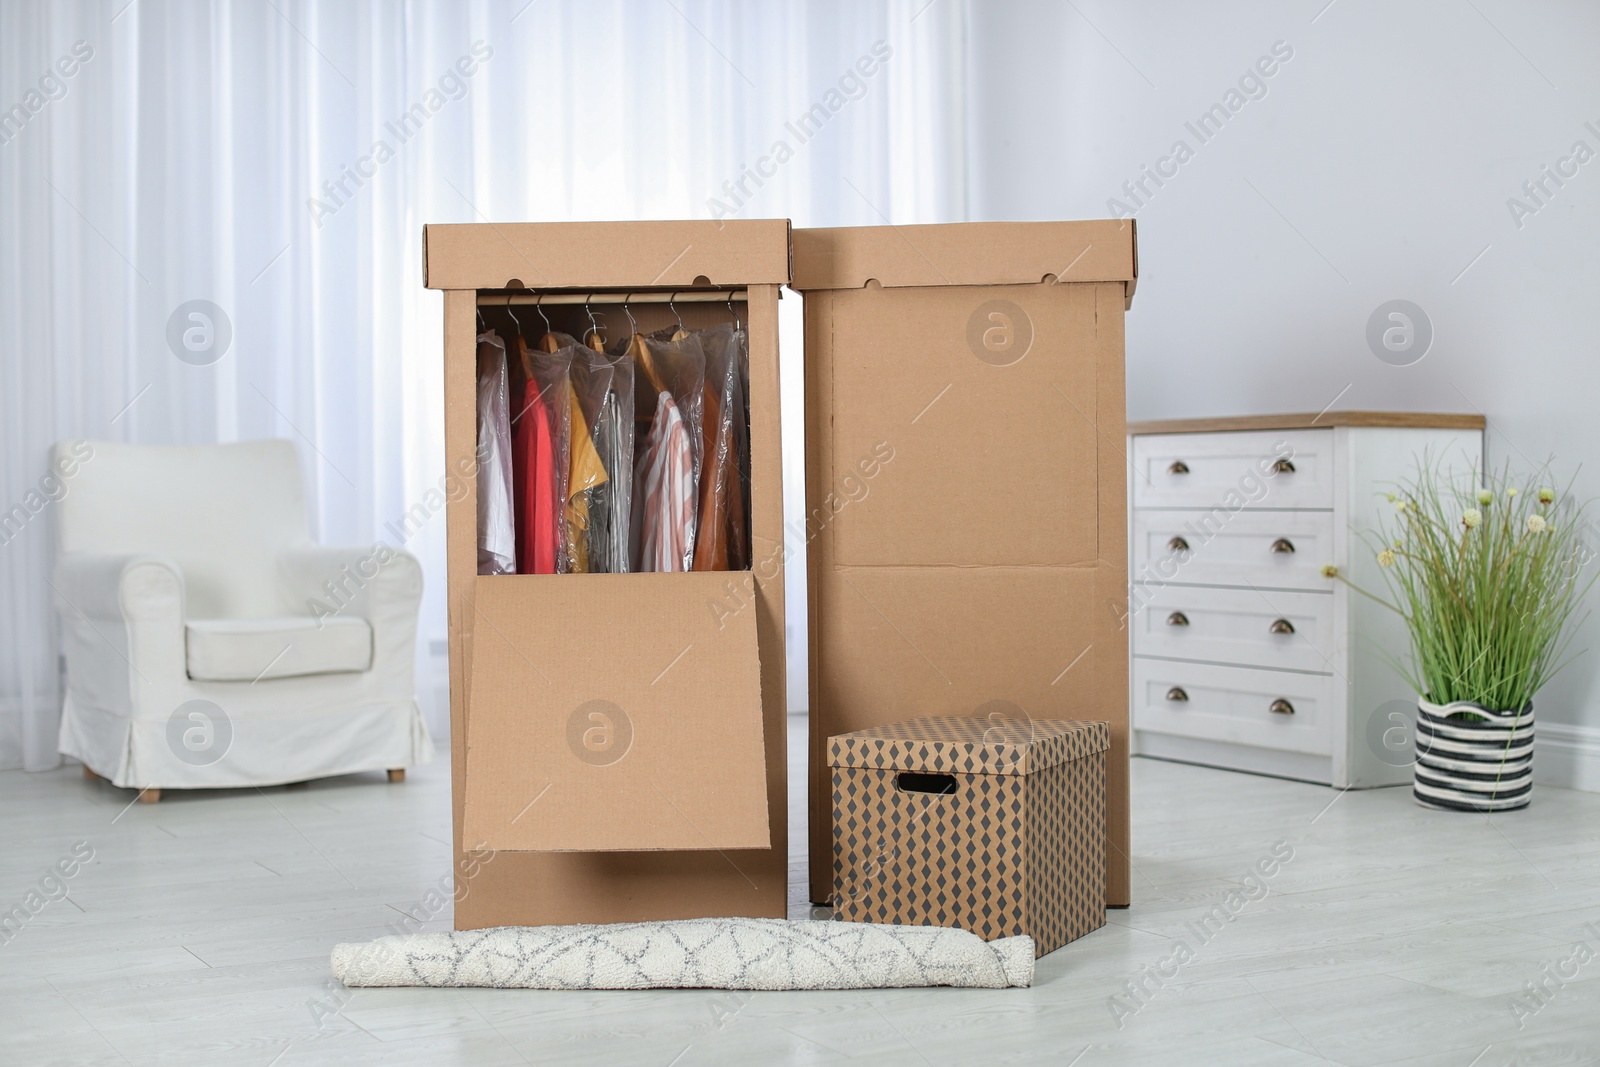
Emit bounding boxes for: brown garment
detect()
[692,381,732,570]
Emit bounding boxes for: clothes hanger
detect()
[534,294,559,354]
[621,294,638,337]
[504,298,535,378]
[629,330,666,395]
[584,295,606,352]
[669,293,689,342]
[726,291,741,333]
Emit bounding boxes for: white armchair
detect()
[51,439,434,798]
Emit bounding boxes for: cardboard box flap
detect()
[828,716,1110,776]
[791,221,1136,301]
[463,573,770,851]
[424,219,791,291]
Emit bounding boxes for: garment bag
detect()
[573,344,634,573]
[691,323,751,571]
[628,330,706,572]
[476,330,517,575]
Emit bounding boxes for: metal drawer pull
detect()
[1167,536,1190,553]
[1270,538,1296,554]
[1271,458,1296,474]
[1166,612,1190,627]
[1166,687,1189,702]
[1167,460,1190,474]
[1270,699,1295,715]
[1269,618,1295,635]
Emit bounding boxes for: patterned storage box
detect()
[828,716,1109,957]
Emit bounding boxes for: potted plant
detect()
[1324,461,1594,811]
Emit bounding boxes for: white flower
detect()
[1321,564,1339,578]
[1377,548,1397,567]
[1527,514,1548,533]
[1395,500,1408,513]
[1539,487,1555,505]
[1462,509,1482,529]
[1476,489,1493,505]
[1508,486,1519,498]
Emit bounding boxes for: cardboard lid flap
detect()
[424,219,791,290]
[463,573,770,852]
[791,220,1136,294]
[827,716,1110,776]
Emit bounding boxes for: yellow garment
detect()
[566,390,609,573]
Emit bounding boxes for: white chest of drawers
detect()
[1126,413,1485,788]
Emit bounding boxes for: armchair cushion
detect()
[185,616,374,682]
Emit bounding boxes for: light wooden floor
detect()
[3,715,1599,1066]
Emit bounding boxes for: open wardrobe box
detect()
[425,218,1136,928]
[427,220,791,926]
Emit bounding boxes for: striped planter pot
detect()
[1414,698,1534,812]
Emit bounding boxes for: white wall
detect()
[962,0,1600,778]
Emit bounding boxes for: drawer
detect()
[1131,586,1337,674]
[1132,509,1335,591]
[1132,659,1336,757]
[1132,430,1334,510]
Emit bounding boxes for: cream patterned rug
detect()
[331,917,1033,990]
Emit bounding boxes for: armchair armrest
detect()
[279,542,422,625]
[52,553,186,622]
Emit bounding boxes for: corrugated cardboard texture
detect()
[425,220,791,291]
[796,221,1133,908]
[463,573,768,851]
[792,219,1137,306]
[831,725,1106,957]
[829,716,1110,776]
[432,223,789,926]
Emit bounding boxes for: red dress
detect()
[512,378,560,574]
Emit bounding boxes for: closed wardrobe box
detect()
[424,220,790,927]
[791,220,1138,908]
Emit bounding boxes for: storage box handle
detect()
[1167,460,1190,475]
[896,772,957,795]
[1268,618,1295,635]
[1270,538,1296,554]
[1272,458,1296,474]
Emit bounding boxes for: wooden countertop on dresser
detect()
[1127,411,1486,435]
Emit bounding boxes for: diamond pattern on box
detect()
[829,716,1108,958]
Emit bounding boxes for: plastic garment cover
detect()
[692,323,751,571]
[475,331,516,575]
[628,331,706,571]
[511,338,573,574]
[631,392,696,572]
[573,347,634,573]
[562,343,613,573]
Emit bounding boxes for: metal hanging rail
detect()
[478,290,747,306]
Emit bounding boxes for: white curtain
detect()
[0,0,968,771]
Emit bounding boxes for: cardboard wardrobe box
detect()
[791,220,1137,908]
[424,220,791,926]
[829,716,1110,955]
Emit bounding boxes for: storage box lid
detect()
[827,716,1110,776]
[423,219,791,290]
[790,220,1137,305]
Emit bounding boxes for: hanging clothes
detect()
[571,345,633,574]
[476,330,516,576]
[589,386,632,572]
[632,391,696,572]
[692,324,749,572]
[565,389,609,573]
[510,338,566,575]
